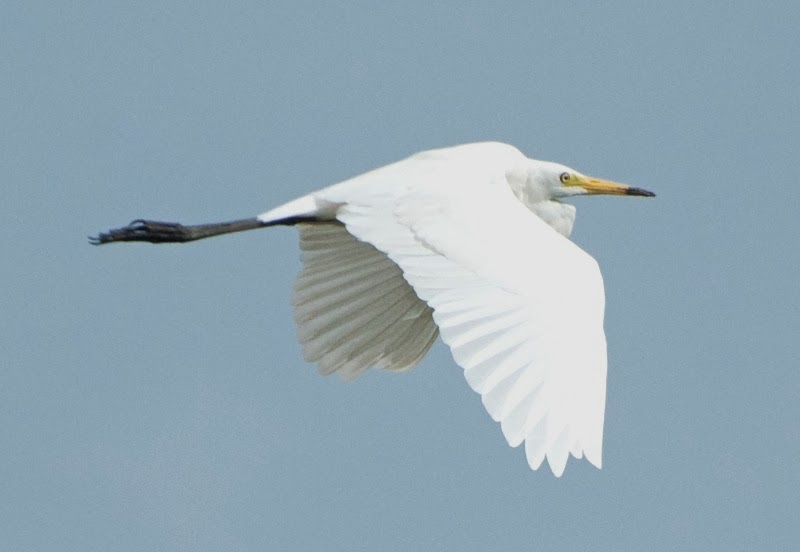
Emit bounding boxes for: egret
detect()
[92,142,654,476]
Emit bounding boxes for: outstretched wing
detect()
[321,159,607,476]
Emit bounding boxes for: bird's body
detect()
[259,143,579,236]
[93,142,654,476]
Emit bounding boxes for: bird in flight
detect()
[92,142,654,476]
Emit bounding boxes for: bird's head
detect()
[526,160,655,201]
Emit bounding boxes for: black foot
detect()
[89,219,191,245]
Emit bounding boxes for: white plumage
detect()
[255,142,653,476]
[95,141,653,476]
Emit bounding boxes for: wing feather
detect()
[320,158,607,476]
[293,223,438,380]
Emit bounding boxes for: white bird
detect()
[92,142,654,476]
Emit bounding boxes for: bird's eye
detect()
[560,172,570,183]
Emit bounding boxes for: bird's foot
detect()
[89,219,190,245]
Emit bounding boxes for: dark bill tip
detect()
[625,187,656,197]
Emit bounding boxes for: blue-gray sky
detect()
[2,2,798,550]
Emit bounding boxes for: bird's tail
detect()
[257,194,338,226]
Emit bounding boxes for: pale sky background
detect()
[2,2,799,550]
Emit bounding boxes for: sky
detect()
[2,1,799,550]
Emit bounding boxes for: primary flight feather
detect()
[92,142,654,476]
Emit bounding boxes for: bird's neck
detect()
[526,200,576,237]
